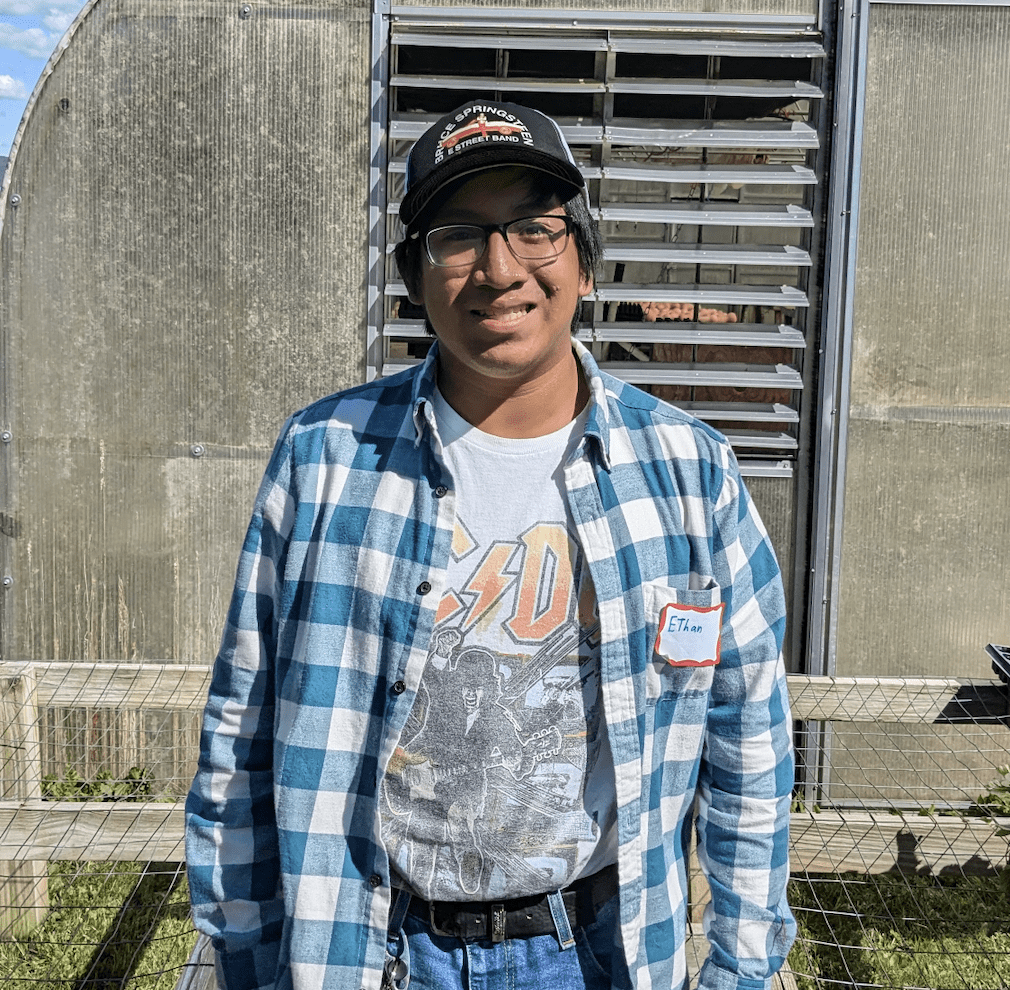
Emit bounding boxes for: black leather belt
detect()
[404,864,618,943]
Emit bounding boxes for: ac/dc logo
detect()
[435,521,594,645]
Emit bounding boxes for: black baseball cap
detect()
[399,100,586,231]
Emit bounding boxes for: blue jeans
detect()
[385,892,628,990]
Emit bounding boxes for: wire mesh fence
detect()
[787,668,1010,990]
[1,661,1008,989]
[0,860,198,990]
[0,664,201,988]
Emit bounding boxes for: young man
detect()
[186,100,796,990]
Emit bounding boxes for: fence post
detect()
[688,836,711,923]
[0,663,48,936]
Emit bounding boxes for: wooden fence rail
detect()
[6,661,1006,723]
[1,663,1008,885]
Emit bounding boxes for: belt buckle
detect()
[427,899,508,942]
[490,902,506,943]
[428,901,455,939]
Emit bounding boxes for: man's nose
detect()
[475,229,525,286]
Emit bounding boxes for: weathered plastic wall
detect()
[1,0,371,667]
[838,2,1010,679]
[394,0,817,15]
[7,0,1004,698]
[830,2,1010,804]
[748,475,796,665]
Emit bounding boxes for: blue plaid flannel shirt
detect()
[185,340,796,990]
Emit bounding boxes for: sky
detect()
[1,0,87,158]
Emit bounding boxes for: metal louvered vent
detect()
[371,8,830,481]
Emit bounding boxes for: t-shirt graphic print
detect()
[380,394,617,902]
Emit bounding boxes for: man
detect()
[186,100,796,990]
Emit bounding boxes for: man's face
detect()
[462,684,484,714]
[410,167,592,396]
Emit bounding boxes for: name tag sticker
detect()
[655,601,725,667]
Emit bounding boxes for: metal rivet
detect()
[0,431,11,443]
[2,576,13,589]
[190,444,205,458]
[9,194,20,208]
[239,3,251,17]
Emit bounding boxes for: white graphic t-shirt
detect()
[381,389,617,902]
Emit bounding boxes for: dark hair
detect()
[394,170,603,337]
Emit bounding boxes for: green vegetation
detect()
[8,769,1010,987]
[0,766,196,986]
[976,765,1010,837]
[41,766,154,802]
[789,871,1010,989]
[0,861,199,988]
[788,769,1010,987]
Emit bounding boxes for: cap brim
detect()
[400,146,584,229]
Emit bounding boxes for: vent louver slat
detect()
[376,11,828,475]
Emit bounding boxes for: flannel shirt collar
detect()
[410,346,440,449]
[408,338,612,471]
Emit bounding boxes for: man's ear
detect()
[404,265,425,306]
[578,267,593,297]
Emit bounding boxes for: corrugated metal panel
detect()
[0,0,371,676]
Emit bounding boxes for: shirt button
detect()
[434,485,448,498]
[392,680,406,695]
[368,874,382,888]
[416,581,431,595]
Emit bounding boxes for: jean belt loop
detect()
[547,889,576,950]
[388,888,412,934]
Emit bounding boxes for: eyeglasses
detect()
[417,215,574,269]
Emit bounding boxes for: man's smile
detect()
[472,304,535,321]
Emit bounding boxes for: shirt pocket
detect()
[642,581,722,705]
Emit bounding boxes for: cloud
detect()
[0,74,29,100]
[0,22,59,58]
[42,8,74,32]
[0,1,82,15]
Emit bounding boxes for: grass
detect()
[789,871,1010,989]
[3,864,1009,990]
[7,763,1010,990]
[0,861,200,989]
[0,766,201,987]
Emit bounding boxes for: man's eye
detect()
[432,227,481,248]
[513,218,562,239]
